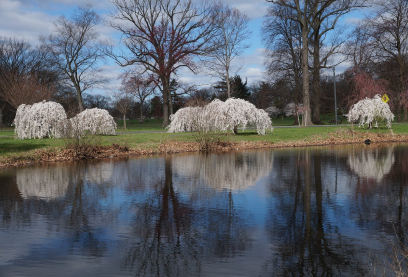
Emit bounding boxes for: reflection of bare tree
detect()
[346,145,408,243]
[83,160,114,184]
[120,155,254,276]
[16,165,70,201]
[264,148,368,276]
[347,145,395,181]
[62,162,108,258]
[173,150,273,191]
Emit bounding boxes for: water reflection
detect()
[347,145,395,181]
[0,144,408,276]
[120,156,254,276]
[16,165,70,200]
[173,150,273,191]
[263,148,371,276]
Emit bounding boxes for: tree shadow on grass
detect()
[235,131,261,136]
[0,142,48,155]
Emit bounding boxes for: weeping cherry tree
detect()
[168,98,273,135]
[346,94,394,128]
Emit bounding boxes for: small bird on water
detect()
[364,139,371,145]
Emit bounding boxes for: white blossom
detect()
[168,98,273,135]
[347,145,395,182]
[265,106,282,117]
[14,101,67,139]
[70,108,117,136]
[346,94,394,128]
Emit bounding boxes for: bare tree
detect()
[0,37,58,126]
[0,71,54,109]
[121,71,157,123]
[110,88,134,130]
[309,0,366,124]
[263,5,303,124]
[40,5,106,113]
[265,0,366,126]
[365,0,408,121]
[108,0,218,127]
[203,2,251,98]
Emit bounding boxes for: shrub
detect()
[346,94,394,128]
[14,101,67,139]
[168,98,273,135]
[70,108,117,136]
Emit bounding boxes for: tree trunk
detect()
[312,31,322,124]
[140,100,144,123]
[301,27,313,126]
[0,103,5,130]
[161,76,170,127]
[123,114,126,129]
[73,83,84,113]
[226,70,231,98]
[169,91,173,115]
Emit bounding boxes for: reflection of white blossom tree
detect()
[16,165,70,200]
[83,160,114,184]
[347,145,395,181]
[173,150,273,191]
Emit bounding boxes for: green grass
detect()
[0,127,14,136]
[1,120,407,159]
[116,118,167,131]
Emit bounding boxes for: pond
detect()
[0,144,407,276]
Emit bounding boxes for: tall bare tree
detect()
[263,5,303,124]
[203,2,251,98]
[266,0,366,126]
[309,0,366,124]
[40,5,106,113]
[365,0,408,121]
[108,0,218,127]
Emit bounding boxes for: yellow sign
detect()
[381,94,389,103]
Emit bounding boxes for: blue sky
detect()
[0,0,365,95]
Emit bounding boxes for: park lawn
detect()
[1,123,407,160]
[0,127,14,136]
[115,118,167,131]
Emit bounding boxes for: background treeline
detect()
[0,0,407,129]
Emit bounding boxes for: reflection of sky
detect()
[0,144,407,276]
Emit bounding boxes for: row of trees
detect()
[0,0,252,128]
[263,0,408,125]
[2,0,407,129]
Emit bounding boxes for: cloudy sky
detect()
[0,0,362,95]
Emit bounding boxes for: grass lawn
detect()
[1,121,408,159]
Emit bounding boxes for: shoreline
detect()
[1,130,408,168]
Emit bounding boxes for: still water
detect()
[0,144,407,276]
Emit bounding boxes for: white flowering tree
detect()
[14,101,67,139]
[346,95,394,128]
[168,98,273,135]
[70,108,117,136]
[265,106,282,117]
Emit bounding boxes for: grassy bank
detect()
[1,122,408,167]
